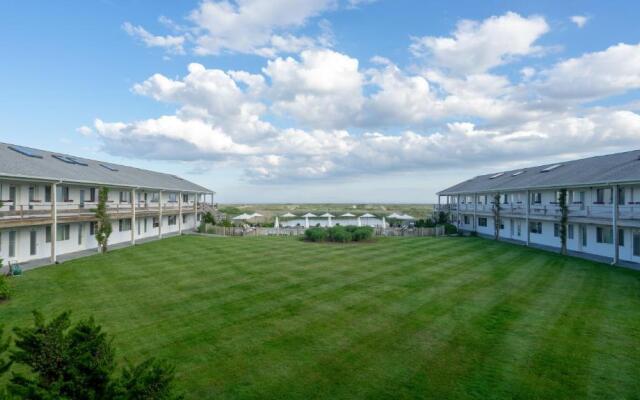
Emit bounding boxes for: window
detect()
[618,229,625,247]
[499,220,504,230]
[489,172,504,179]
[463,215,470,225]
[596,227,613,244]
[151,193,160,203]
[99,163,118,172]
[29,185,38,202]
[89,188,96,202]
[502,194,508,204]
[153,217,159,228]
[568,224,574,240]
[9,231,16,258]
[119,219,131,232]
[168,193,178,203]
[144,218,148,232]
[119,191,131,203]
[46,226,51,243]
[530,222,542,234]
[137,220,141,235]
[45,186,52,202]
[634,232,640,257]
[618,188,626,205]
[532,192,542,204]
[57,224,70,241]
[182,214,187,224]
[9,145,43,158]
[78,224,83,245]
[182,193,189,203]
[56,186,70,202]
[517,223,521,236]
[554,223,560,237]
[168,216,177,226]
[30,230,37,255]
[89,222,96,236]
[478,217,487,227]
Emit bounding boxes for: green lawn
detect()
[2,235,640,399]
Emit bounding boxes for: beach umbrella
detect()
[248,212,263,219]
[360,213,376,227]
[232,213,251,220]
[387,212,402,219]
[340,212,356,217]
[321,212,335,227]
[302,212,317,228]
[281,212,296,218]
[399,214,416,220]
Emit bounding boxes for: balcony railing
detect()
[0,201,204,224]
[439,202,640,221]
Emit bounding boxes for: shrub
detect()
[0,275,10,301]
[327,226,352,243]
[444,223,458,235]
[304,227,327,242]
[351,226,374,241]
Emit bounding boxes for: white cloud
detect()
[410,12,549,74]
[76,126,93,136]
[570,15,589,28]
[95,14,640,185]
[189,0,336,56]
[264,49,364,128]
[122,22,185,54]
[539,42,640,100]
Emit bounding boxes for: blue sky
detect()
[1,0,639,203]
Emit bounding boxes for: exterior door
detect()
[8,230,16,258]
[79,190,85,208]
[30,230,37,256]
[580,225,587,251]
[510,219,514,238]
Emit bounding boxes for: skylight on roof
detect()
[9,145,43,159]
[541,164,562,172]
[489,172,504,179]
[512,170,525,176]
[52,154,88,166]
[99,163,118,172]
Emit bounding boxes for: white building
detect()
[437,150,640,266]
[0,143,214,267]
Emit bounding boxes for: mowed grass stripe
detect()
[2,236,640,399]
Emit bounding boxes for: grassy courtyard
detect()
[1,235,640,399]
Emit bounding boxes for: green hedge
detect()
[304,226,374,243]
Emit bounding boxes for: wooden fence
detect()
[200,225,445,237]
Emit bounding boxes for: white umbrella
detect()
[340,212,356,217]
[399,214,416,220]
[360,213,376,227]
[302,212,317,228]
[387,212,402,219]
[232,213,251,220]
[248,212,263,219]
[281,212,296,218]
[321,213,334,227]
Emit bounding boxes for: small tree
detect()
[95,187,112,254]
[559,188,569,255]
[492,193,501,240]
[5,311,182,399]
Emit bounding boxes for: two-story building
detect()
[0,143,214,266]
[436,150,640,266]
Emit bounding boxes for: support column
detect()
[178,192,183,235]
[457,194,461,229]
[613,185,619,264]
[526,190,530,246]
[473,193,477,232]
[195,192,199,226]
[51,182,57,263]
[131,189,136,245]
[158,191,163,239]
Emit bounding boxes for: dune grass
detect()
[1,235,639,399]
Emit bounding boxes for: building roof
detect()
[438,149,640,195]
[0,143,213,193]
